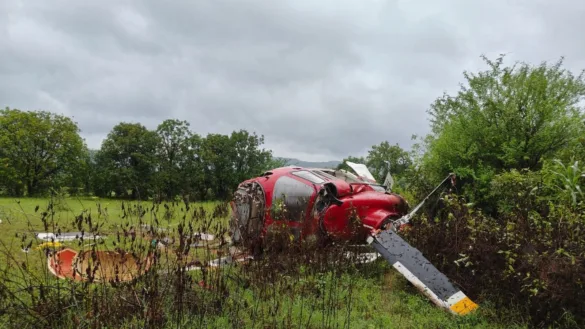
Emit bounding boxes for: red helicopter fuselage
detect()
[230,166,409,248]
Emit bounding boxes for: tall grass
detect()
[0,197,526,328]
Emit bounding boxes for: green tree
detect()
[198,130,274,200]
[229,130,273,184]
[199,133,235,200]
[180,133,206,200]
[365,141,412,182]
[94,122,159,199]
[336,142,411,184]
[154,119,196,199]
[0,108,87,196]
[336,155,367,172]
[264,157,288,170]
[422,54,585,209]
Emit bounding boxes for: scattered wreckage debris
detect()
[140,224,170,232]
[180,250,254,272]
[48,248,154,282]
[36,231,104,242]
[192,232,215,241]
[191,232,221,248]
[21,231,104,253]
[42,230,224,282]
[139,224,218,248]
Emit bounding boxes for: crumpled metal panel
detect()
[230,182,265,247]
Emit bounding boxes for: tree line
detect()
[0,104,420,202]
[0,112,287,201]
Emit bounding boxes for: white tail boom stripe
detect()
[392,261,448,309]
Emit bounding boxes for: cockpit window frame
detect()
[291,170,326,184]
[271,175,316,222]
[309,169,337,181]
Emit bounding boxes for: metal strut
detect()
[392,172,456,229]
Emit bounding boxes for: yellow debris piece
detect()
[449,296,479,315]
[35,241,64,250]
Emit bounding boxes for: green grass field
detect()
[0,196,227,273]
[0,197,527,328]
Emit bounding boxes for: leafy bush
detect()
[541,158,585,209]
[404,170,585,327]
[421,55,585,213]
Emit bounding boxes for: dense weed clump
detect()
[404,167,585,328]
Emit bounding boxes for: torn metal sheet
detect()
[345,161,378,184]
[190,232,222,248]
[36,232,103,241]
[367,229,478,315]
[343,251,380,264]
[193,232,215,240]
[190,241,222,248]
[182,256,235,271]
[165,253,254,273]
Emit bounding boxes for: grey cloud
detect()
[1,0,585,162]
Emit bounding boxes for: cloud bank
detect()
[2,0,584,161]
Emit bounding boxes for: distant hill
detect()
[279,158,341,169]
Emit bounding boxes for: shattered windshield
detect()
[271,175,315,221]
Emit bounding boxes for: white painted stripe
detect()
[343,252,380,263]
[445,291,467,307]
[392,261,449,309]
[47,256,61,278]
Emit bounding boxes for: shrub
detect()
[405,186,585,327]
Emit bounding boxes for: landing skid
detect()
[176,243,381,273]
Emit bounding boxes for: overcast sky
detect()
[1,0,584,161]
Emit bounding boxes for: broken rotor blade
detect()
[366,229,478,316]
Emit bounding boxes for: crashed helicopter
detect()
[45,161,478,316]
[227,161,478,316]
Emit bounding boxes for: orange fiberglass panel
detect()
[48,248,79,280]
[47,248,154,283]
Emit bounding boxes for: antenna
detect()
[383,161,394,191]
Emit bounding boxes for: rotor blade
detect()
[366,229,478,316]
